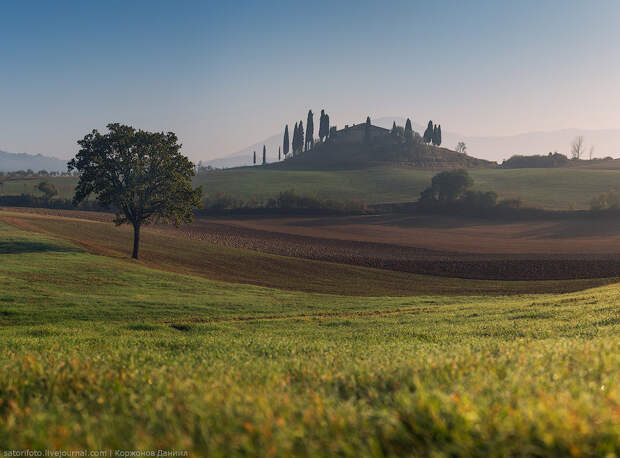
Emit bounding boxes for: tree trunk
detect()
[132,222,141,259]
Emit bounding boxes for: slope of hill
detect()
[272,137,495,170]
[0,150,68,172]
[205,133,283,168]
[1,215,619,454]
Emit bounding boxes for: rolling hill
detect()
[206,118,620,168]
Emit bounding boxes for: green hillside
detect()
[5,166,620,209]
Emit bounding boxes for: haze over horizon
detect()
[3,0,620,161]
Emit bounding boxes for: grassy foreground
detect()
[0,222,619,455]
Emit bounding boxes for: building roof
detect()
[339,123,389,133]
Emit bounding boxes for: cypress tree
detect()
[436,125,442,146]
[405,118,413,142]
[366,116,371,126]
[292,122,298,155]
[279,147,281,161]
[283,125,289,156]
[423,120,434,144]
[325,113,330,139]
[319,110,326,142]
[305,110,314,151]
[298,121,304,154]
[391,121,397,135]
[253,151,256,164]
[364,116,371,143]
[262,145,266,165]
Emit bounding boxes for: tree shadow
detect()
[0,240,81,254]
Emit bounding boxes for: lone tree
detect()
[262,145,266,165]
[37,181,58,200]
[305,110,314,151]
[253,151,256,164]
[68,123,202,259]
[283,125,290,157]
[278,146,281,161]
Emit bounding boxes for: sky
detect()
[2,0,620,161]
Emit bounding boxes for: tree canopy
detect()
[37,181,58,200]
[420,169,473,203]
[68,123,202,259]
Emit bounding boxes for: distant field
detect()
[4,208,613,295]
[5,166,620,209]
[197,166,620,209]
[0,220,618,454]
[214,213,620,255]
[0,175,78,199]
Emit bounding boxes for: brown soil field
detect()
[9,208,611,296]
[212,214,620,255]
[5,208,620,283]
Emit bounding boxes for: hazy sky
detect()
[2,0,620,161]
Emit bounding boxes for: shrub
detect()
[501,153,569,168]
[590,189,620,212]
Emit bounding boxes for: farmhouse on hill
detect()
[330,122,390,144]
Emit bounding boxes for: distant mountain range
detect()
[0,150,68,172]
[205,117,620,168]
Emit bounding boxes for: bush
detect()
[418,170,526,217]
[590,189,620,212]
[37,181,58,200]
[0,194,104,211]
[501,153,569,168]
[198,190,367,216]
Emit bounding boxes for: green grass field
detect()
[0,220,619,455]
[5,166,620,209]
[196,166,620,209]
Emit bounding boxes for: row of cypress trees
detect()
[390,118,442,146]
[283,109,331,158]
[423,121,442,146]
